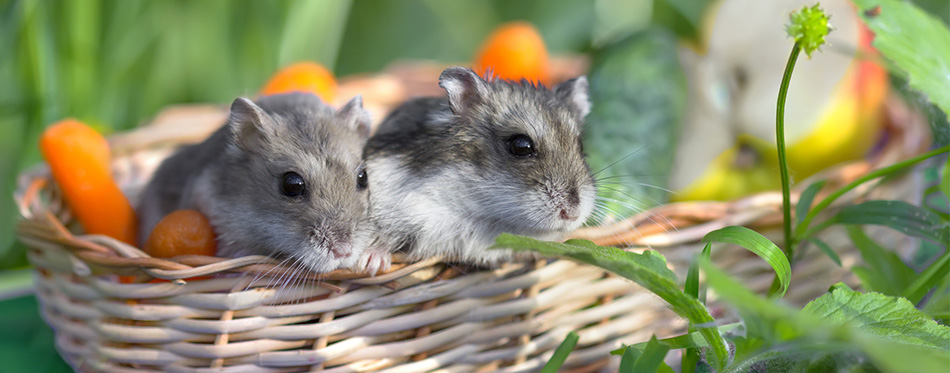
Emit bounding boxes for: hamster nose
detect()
[329,245,350,259]
[559,209,578,221]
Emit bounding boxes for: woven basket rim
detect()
[13,93,930,284]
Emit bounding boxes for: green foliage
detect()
[852,0,950,118]
[785,4,831,58]
[492,234,730,370]
[902,251,949,304]
[806,238,841,267]
[650,0,712,43]
[541,331,578,373]
[625,336,674,373]
[583,27,686,219]
[803,285,950,372]
[701,226,791,297]
[847,226,915,297]
[795,181,826,226]
[832,201,950,244]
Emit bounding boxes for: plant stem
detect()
[794,145,950,238]
[776,44,801,261]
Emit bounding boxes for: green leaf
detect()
[701,226,791,297]
[685,243,710,302]
[846,226,915,296]
[494,234,730,370]
[833,200,950,244]
[541,331,578,373]
[631,335,673,373]
[852,0,950,117]
[611,323,743,355]
[942,155,950,198]
[807,238,841,267]
[923,283,950,321]
[803,284,950,371]
[619,345,639,372]
[796,181,826,226]
[651,0,712,43]
[903,251,950,304]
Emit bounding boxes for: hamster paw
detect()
[358,247,392,276]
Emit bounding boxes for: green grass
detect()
[0,0,599,270]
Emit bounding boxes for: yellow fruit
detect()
[670,0,888,202]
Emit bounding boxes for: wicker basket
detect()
[14,62,930,372]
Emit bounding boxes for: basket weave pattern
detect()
[14,64,930,372]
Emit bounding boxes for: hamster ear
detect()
[229,97,273,150]
[555,76,591,119]
[337,95,371,139]
[439,67,489,114]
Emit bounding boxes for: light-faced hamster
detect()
[364,67,596,266]
[137,93,375,273]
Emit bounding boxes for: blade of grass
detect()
[826,200,950,244]
[619,345,639,372]
[796,145,950,238]
[846,226,915,296]
[632,335,673,373]
[541,331,578,373]
[796,180,826,225]
[903,250,950,304]
[807,238,841,267]
[701,226,791,297]
[494,234,730,370]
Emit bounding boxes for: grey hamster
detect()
[137,93,376,273]
[364,67,596,266]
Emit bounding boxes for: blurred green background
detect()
[0,0,947,370]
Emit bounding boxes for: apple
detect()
[670,0,888,202]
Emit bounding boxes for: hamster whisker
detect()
[590,143,653,177]
[244,254,296,293]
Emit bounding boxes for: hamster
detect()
[364,67,596,266]
[137,93,377,274]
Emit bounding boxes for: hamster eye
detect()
[280,172,306,197]
[577,137,585,154]
[507,134,536,157]
[356,167,368,190]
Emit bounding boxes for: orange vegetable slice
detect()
[40,119,137,245]
[144,209,217,258]
[260,61,338,103]
[474,21,550,85]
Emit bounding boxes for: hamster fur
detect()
[137,93,376,273]
[364,67,596,266]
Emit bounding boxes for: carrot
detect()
[40,119,137,245]
[474,21,550,85]
[144,209,217,258]
[260,61,338,102]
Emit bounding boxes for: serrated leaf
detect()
[846,226,915,296]
[494,234,729,370]
[701,226,791,297]
[796,181,826,226]
[807,238,841,267]
[541,331,578,373]
[833,200,950,244]
[852,0,950,117]
[803,285,950,355]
